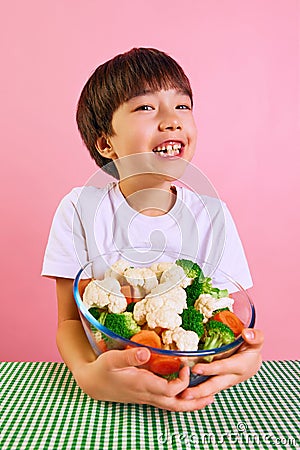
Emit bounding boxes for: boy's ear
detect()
[96,136,117,159]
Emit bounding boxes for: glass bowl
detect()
[73,249,255,387]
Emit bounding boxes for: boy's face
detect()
[99,89,197,182]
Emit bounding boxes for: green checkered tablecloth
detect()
[1,361,299,450]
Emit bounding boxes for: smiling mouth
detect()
[152,142,183,157]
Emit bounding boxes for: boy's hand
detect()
[180,328,264,400]
[74,347,214,411]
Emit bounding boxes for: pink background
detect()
[1,1,299,362]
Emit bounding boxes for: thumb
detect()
[242,328,264,348]
[105,347,151,370]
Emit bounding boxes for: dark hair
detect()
[76,47,193,178]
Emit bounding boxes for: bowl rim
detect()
[73,254,256,357]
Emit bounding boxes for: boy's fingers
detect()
[104,347,151,370]
[241,328,264,346]
[164,365,190,396]
[157,393,215,412]
[192,356,241,377]
[181,374,235,399]
[146,365,191,397]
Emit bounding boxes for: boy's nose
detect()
[158,118,182,131]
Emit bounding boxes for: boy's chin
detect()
[116,153,190,182]
[153,162,190,184]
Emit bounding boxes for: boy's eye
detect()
[135,105,154,111]
[176,104,191,110]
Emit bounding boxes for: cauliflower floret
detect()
[194,294,216,322]
[133,293,184,329]
[92,330,103,343]
[213,296,234,311]
[194,294,234,322]
[148,282,187,314]
[124,267,158,294]
[144,296,165,313]
[161,329,174,345]
[160,264,192,288]
[83,277,127,314]
[83,279,110,309]
[133,275,188,330]
[107,293,127,314]
[162,327,199,351]
[104,259,131,283]
[146,306,182,330]
[133,298,147,325]
[150,262,173,280]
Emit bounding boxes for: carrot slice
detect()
[78,278,92,298]
[149,355,181,375]
[96,339,108,353]
[120,285,134,304]
[130,330,162,348]
[120,284,132,297]
[213,310,244,336]
[129,331,180,376]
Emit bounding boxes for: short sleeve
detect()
[217,203,253,290]
[41,188,89,279]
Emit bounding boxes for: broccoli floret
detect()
[126,301,135,313]
[89,308,108,325]
[176,259,203,279]
[98,311,108,325]
[203,320,235,350]
[198,277,214,293]
[181,307,204,338]
[185,276,229,306]
[89,309,108,338]
[104,312,141,339]
[210,287,229,299]
[88,307,101,320]
[212,307,230,316]
[89,310,123,350]
[185,278,202,307]
[185,276,212,307]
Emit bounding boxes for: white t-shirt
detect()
[42,182,253,289]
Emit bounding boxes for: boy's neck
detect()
[118,177,177,217]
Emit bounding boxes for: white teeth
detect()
[153,143,182,157]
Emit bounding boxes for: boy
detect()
[42,48,263,411]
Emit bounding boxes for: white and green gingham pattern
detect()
[1,361,299,449]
